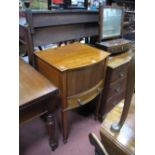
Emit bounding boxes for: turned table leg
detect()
[62,111,68,143]
[47,113,58,151]
[47,112,58,151]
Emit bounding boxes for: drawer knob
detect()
[119,72,125,78]
[97,88,101,93]
[115,88,120,93]
[77,99,82,106]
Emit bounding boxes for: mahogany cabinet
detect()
[34,42,109,143]
[98,51,132,120]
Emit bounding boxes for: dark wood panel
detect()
[32,23,98,46]
[19,98,48,123]
[32,12,98,28]
[20,10,99,65]
[107,78,126,99]
[110,63,129,83]
[19,25,28,43]
[104,90,126,116]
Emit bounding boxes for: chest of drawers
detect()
[98,51,132,121]
[34,42,109,143]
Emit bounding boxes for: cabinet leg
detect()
[95,89,102,120]
[61,111,68,143]
[111,55,135,132]
[47,113,58,151]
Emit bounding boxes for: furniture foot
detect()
[50,142,58,151]
[63,138,68,144]
[110,123,122,132]
[47,113,58,151]
[97,113,107,123]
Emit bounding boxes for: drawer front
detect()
[105,91,126,114]
[108,46,121,54]
[65,80,103,111]
[110,63,129,83]
[122,43,131,52]
[67,60,106,96]
[108,44,130,54]
[108,78,127,99]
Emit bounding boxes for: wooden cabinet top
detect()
[19,59,58,107]
[108,51,132,69]
[35,42,109,72]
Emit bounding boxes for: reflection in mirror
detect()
[100,7,124,40]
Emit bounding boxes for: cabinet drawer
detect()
[108,44,130,54]
[110,63,129,83]
[108,46,121,54]
[108,78,126,99]
[67,60,105,96]
[105,91,126,114]
[65,80,103,111]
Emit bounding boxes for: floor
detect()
[19,96,134,155]
[100,95,135,154]
[19,100,101,155]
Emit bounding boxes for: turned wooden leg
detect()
[61,111,68,143]
[111,54,135,132]
[47,112,58,151]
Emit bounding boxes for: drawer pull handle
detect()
[115,88,120,93]
[97,88,101,93]
[119,72,125,78]
[77,99,82,106]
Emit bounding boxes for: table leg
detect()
[62,111,68,143]
[95,88,103,120]
[47,112,58,151]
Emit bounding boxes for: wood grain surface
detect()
[35,42,109,71]
[19,58,57,106]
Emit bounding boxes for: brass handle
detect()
[115,88,120,93]
[97,88,101,93]
[77,99,83,106]
[119,72,125,78]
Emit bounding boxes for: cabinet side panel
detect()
[35,57,60,88]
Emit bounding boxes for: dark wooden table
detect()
[19,58,59,150]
